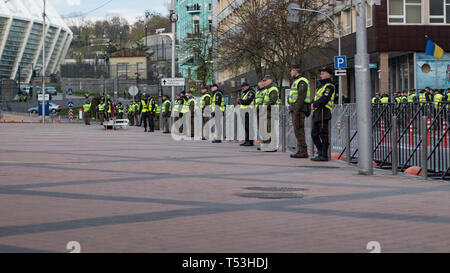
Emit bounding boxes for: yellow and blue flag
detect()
[425,37,445,59]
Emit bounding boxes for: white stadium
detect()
[0,0,72,83]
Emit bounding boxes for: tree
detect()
[180,27,214,88]
[216,0,333,86]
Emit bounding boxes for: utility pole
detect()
[355,0,373,175]
[170,0,177,123]
[42,0,46,125]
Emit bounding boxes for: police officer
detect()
[288,65,310,158]
[140,95,150,132]
[211,84,225,143]
[128,101,135,126]
[311,67,335,162]
[154,102,161,130]
[372,93,381,104]
[260,75,280,152]
[115,102,124,119]
[237,82,255,146]
[161,95,171,134]
[187,90,196,138]
[83,99,91,125]
[147,96,156,132]
[200,86,211,140]
[434,89,444,110]
[254,79,266,144]
[97,100,106,125]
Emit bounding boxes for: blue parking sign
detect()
[68,88,72,96]
[334,56,347,69]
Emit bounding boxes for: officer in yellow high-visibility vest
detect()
[311,67,336,162]
[260,75,280,152]
[147,96,156,132]
[97,100,106,125]
[211,84,225,143]
[200,86,211,140]
[187,90,196,138]
[161,95,171,133]
[128,101,135,126]
[446,88,450,109]
[434,89,444,110]
[83,100,91,125]
[154,102,161,130]
[140,96,150,132]
[254,79,266,143]
[288,64,310,158]
[237,82,255,146]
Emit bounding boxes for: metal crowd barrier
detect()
[324,102,449,180]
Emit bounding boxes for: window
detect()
[117,63,128,73]
[209,19,213,32]
[429,0,450,23]
[341,9,351,35]
[208,3,212,11]
[366,4,373,26]
[388,0,422,24]
[193,19,200,33]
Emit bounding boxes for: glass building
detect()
[0,0,72,83]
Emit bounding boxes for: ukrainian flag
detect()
[425,37,445,59]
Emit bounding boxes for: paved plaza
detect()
[0,123,450,253]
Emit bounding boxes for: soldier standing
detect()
[83,99,92,126]
[288,65,310,158]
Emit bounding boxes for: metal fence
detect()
[324,102,450,180]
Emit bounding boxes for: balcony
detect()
[187,4,201,13]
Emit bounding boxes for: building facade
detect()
[0,0,73,83]
[176,0,213,81]
[214,0,450,100]
[108,48,148,80]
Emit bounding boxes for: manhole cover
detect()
[236,192,304,199]
[244,187,308,192]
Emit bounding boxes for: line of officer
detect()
[237,82,255,146]
[310,67,336,162]
[288,64,310,158]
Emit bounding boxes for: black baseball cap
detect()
[241,82,249,87]
[319,67,333,75]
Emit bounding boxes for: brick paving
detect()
[0,123,450,253]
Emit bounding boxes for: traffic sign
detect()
[68,101,74,108]
[68,88,73,96]
[69,108,73,121]
[128,86,139,96]
[161,78,185,87]
[334,56,347,69]
[38,94,50,101]
[335,69,347,77]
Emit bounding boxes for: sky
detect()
[50,0,171,25]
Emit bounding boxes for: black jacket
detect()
[240,89,255,106]
[312,78,335,122]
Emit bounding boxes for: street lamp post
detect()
[288,5,343,105]
[355,0,373,175]
[42,0,47,124]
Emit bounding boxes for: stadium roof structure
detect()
[0,0,73,82]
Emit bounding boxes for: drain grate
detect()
[236,192,304,199]
[244,187,308,192]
